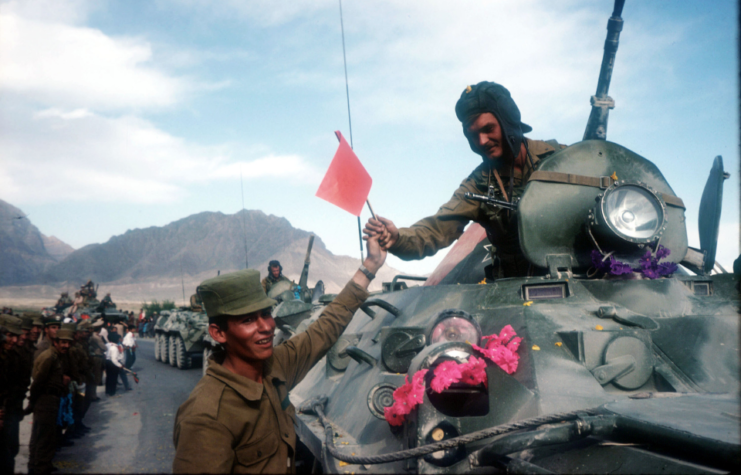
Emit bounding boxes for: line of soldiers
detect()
[0,313,104,474]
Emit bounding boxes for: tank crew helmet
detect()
[455,81,532,160]
[197,269,277,322]
[268,260,282,274]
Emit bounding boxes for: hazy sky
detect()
[1,0,738,275]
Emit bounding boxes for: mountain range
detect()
[0,199,408,304]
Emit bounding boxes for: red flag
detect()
[315,131,372,216]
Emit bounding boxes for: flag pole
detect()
[366,200,376,220]
[338,0,364,262]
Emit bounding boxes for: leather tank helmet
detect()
[268,260,283,275]
[455,81,532,161]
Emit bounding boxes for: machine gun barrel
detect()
[464,192,518,211]
[298,234,314,290]
[583,0,625,141]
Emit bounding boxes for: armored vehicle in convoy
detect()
[287,2,740,473]
[154,298,208,370]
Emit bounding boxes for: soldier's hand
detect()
[363,216,399,250]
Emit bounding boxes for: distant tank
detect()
[154,296,208,370]
[287,2,740,473]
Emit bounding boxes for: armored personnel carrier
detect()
[154,297,208,370]
[288,2,740,473]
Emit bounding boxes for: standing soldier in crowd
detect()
[0,317,22,473]
[90,322,107,393]
[3,315,33,472]
[34,316,61,361]
[68,321,93,438]
[27,325,74,474]
[58,323,79,448]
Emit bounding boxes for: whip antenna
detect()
[240,167,249,268]
[338,0,364,262]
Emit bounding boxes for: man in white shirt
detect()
[104,333,130,395]
[122,325,137,369]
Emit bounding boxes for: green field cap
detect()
[0,315,23,335]
[56,327,75,341]
[19,316,33,331]
[43,315,62,327]
[197,269,276,319]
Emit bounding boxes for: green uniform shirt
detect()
[173,280,369,474]
[29,346,66,407]
[6,344,32,411]
[390,138,564,277]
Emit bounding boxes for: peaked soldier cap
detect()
[197,269,276,320]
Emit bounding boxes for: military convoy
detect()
[283,2,741,473]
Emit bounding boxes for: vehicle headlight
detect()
[592,182,667,246]
[427,310,481,346]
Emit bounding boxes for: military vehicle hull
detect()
[154,309,207,370]
[289,263,739,473]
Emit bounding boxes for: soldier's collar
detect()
[206,360,265,401]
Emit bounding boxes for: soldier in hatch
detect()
[100,293,113,308]
[260,260,294,294]
[364,81,565,278]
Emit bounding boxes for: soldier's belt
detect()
[527,171,685,208]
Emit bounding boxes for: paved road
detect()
[17,339,204,474]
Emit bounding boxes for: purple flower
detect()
[655,245,671,259]
[657,262,678,276]
[639,249,652,267]
[591,250,607,271]
[642,267,660,279]
[609,258,633,275]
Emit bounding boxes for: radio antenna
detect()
[338,0,364,262]
[240,167,249,268]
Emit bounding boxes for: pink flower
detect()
[474,325,522,374]
[430,360,463,393]
[383,404,405,426]
[459,356,487,387]
[384,370,428,426]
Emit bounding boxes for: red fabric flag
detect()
[315,131,372,216]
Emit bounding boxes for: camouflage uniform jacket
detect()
[261,274,293,294]
[173,280,369,474]
[389,138,564,277]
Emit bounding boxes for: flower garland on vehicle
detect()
[591,245,678,279]
[384,325,522,426]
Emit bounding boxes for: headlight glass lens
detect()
[604,185,663,239]
[430,317,481,345]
